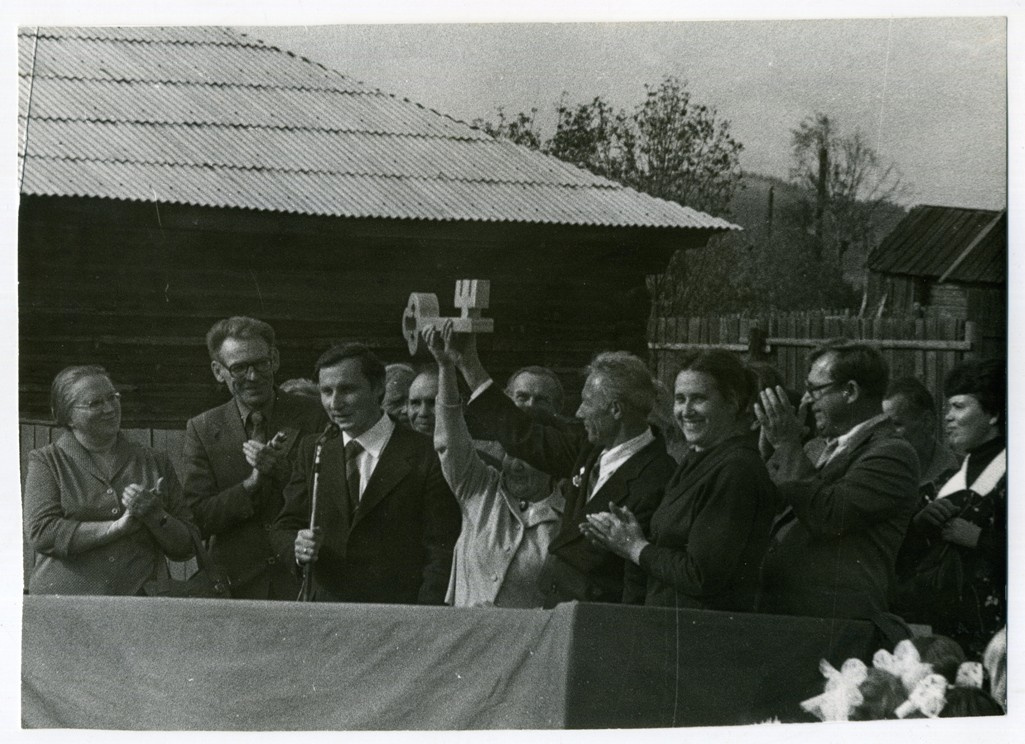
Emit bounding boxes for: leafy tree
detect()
[481,76,743,219]
[546,95,635,184]
[472,107,543,150]
[629,77,743,216]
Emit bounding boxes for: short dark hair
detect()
[885,376,937,416]
[314,343,386,399]
[677,349,758,413]
[587,351,656,419]
[51,365,111,427]
[809,339,889,399]
[206,316,276,360]
[505,365,565,412]
[943,358,1005,422]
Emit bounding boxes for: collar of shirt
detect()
[342,412,394,460]
[591,428,656,496]
[825,412,889,466]
[235,392,275,428]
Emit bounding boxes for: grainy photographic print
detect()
[6,1,1017,741]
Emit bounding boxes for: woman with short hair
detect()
[24,365,196,595]
[895,358,1006,655]
[581,349,777,611]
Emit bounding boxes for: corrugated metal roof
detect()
[18,25,738,231]
[867,205,1005,284]
[22,158,739,227]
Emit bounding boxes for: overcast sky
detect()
[238,18,1006,211]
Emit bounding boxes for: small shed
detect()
[865,205,1006,358]
[18,26,738,427]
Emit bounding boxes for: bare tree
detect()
[790,112,909,265]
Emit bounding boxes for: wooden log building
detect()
[864,205,1006,359]
[18,26,737,428]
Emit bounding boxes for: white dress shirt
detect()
[341,412,394,502]
[589,428,655,499]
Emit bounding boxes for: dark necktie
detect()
[345,439,364,519]
[249,411,267,444]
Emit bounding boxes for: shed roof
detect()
[866,205,1006,285]
[18,26,737,231]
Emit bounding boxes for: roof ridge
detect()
[20,27,253,47]
[21,152,623,190]
[227,27,489,142]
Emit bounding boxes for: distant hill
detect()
[725,172,907,287]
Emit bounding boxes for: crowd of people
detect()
[22,314,1007,717]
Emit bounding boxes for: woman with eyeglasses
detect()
[23,365,196,595]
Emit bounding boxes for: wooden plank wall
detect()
[648,310,984,418]
[20,424,194,591]
[19,196,688,426]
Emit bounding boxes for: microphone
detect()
[300,421,339,602]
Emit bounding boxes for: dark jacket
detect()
[759,419,919,620]
[466,384,676,606]
[635,434,776,611]
[183,389,327,598]
[272,425,461,605]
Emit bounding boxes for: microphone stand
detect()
[299,423,339,602]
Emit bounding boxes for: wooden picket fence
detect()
[19,423,195,591]
[648,309,978,404]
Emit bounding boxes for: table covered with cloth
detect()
[22,595,877,729]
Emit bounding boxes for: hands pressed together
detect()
[753,385,808,456]
[120,477,166,529]
[579,503,649,564]
[243,431,289,490]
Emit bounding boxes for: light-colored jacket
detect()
[440,414,563,608]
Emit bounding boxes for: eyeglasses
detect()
[74,392,121,412]
[224,358,273,380]
[804,380,841,401]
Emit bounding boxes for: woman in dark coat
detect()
[894,358,1005,656]
[580,350,776,611]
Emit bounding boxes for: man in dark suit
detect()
[755,340,919,620]
[272,343,460,604]
[454,335,675,607]
[183,316,327,600]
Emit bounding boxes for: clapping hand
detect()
[244,430,288,475]
[754,385,807,451]
[580,503,648,563]
[122,477,164,520]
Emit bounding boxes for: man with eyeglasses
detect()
[753,339,919,621]
[182,316,327,600]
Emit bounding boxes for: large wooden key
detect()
[402,279,494,355]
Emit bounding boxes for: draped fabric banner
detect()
[22,596,877,730]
